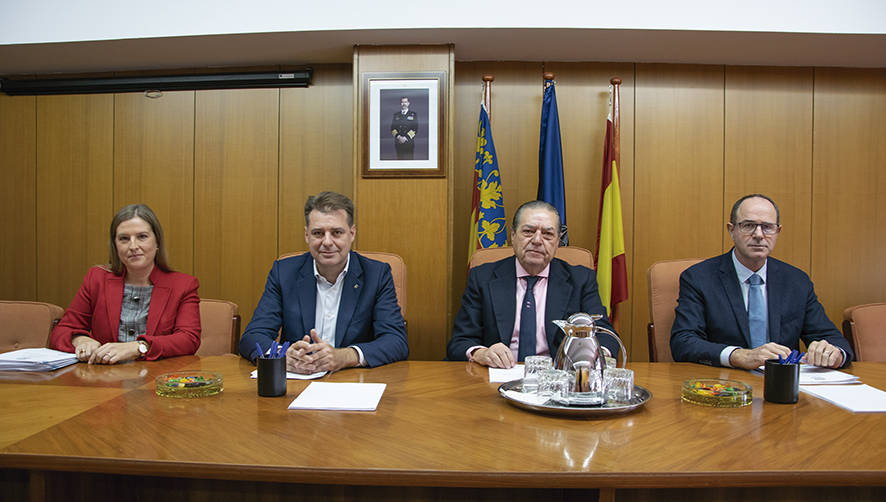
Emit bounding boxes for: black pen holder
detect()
[257,356,287,397]
[764,359,799,404]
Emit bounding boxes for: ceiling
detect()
[2,28,885,77]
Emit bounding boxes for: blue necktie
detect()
[518,276,539,362]
[748,273,767,348]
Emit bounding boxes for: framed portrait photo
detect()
[361,72,447,178]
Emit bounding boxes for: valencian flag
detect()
[468,101,507,261]
[537,76,568,246]
[595,78,628,321]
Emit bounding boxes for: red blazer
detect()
[49,266,202,360]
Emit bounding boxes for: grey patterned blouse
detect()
[118,284,154,342]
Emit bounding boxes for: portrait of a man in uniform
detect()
[391,97,418,160]
[379,89,428,161]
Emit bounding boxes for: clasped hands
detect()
[729,340,844,370]
[285,329,358,374]
[71,336,140,365]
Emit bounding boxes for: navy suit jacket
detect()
[670,251,853,367]
[239,251,408,366]
[447,256,620,361]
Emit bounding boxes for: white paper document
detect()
[250,369,327,380]
[288,382,386,411]
[502,389,549,406]
[798,366,860,385]
[800,384,886,413]
[0,348,78,371]
[489,365,524,383]
[754,365,860,385]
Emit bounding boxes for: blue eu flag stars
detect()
[469,104,507,260]
[537,77,568,246]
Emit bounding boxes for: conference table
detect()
[1,355,885,502]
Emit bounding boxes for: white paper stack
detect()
[488,365,525,383]
[0,348,78,372]
[288,382,386,411]
[249,369,327,380]
[753,365,861,385]
[800,384,886,413]
[798,366,860,385]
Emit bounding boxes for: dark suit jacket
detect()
[49,266,202,359]
[239,251,408,367]
[670,251,853,367]
[447,256,619,361]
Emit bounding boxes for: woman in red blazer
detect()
[50,204,201,364]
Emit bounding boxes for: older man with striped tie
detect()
[447,200,620,368]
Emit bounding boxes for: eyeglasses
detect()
[734,221,780,235]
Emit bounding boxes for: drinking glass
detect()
[522,355,553,393]
[603,367,634,404]
[537,368,567,399]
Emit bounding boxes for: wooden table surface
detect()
[2,356,885,490]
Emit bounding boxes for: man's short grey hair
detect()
[511,200,560,232]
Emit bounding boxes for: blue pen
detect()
[795,351,806,364]
[279,341,290,358]
[270,341,279,359]
[778,354,785,364]
[255,342,263,360]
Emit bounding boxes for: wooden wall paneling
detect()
[811,68,886,328]
[194,89,279,330]
[724,66,813,270]
[279,64,354,255]
[546,62,636,350]
[36,95,114,308]
[355,45,451,361]
[0,95,37,301]
[632,64,725,361]
[450,62,542,346]
[113,91,196,274]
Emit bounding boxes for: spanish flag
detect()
[468,101,507,261]
[595,80,628,321]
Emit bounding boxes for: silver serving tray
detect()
[498,379,652,417]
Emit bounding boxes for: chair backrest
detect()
[468,246,595,270]
[276,251,407,321]
[358,251,407,320]
[842,302,886,362]
[646,259,702,362]
[0,300,65,352]
[197,299,240,356]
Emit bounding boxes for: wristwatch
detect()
[136,340,150,358]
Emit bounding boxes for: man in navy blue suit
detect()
[239,192,408,373]
[671,194,853,370]
[448,200,619,367]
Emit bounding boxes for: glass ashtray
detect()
[155,371,223,398]
[681,378,752,408]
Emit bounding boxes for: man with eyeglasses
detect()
[447,200,620,367]
[671,194,853,369]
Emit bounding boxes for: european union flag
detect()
[469,104,507,257]
[538,78,568,246]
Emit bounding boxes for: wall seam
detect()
[722,65,727,252]
[809,68,817,278]
[631,62,638,360]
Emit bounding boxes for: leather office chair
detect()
[0,300,65,352]
[468,246,595,270]
[842,302,886,362]
[277,250,407,322]
[646,259,702,362]
[196,299,240,356]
